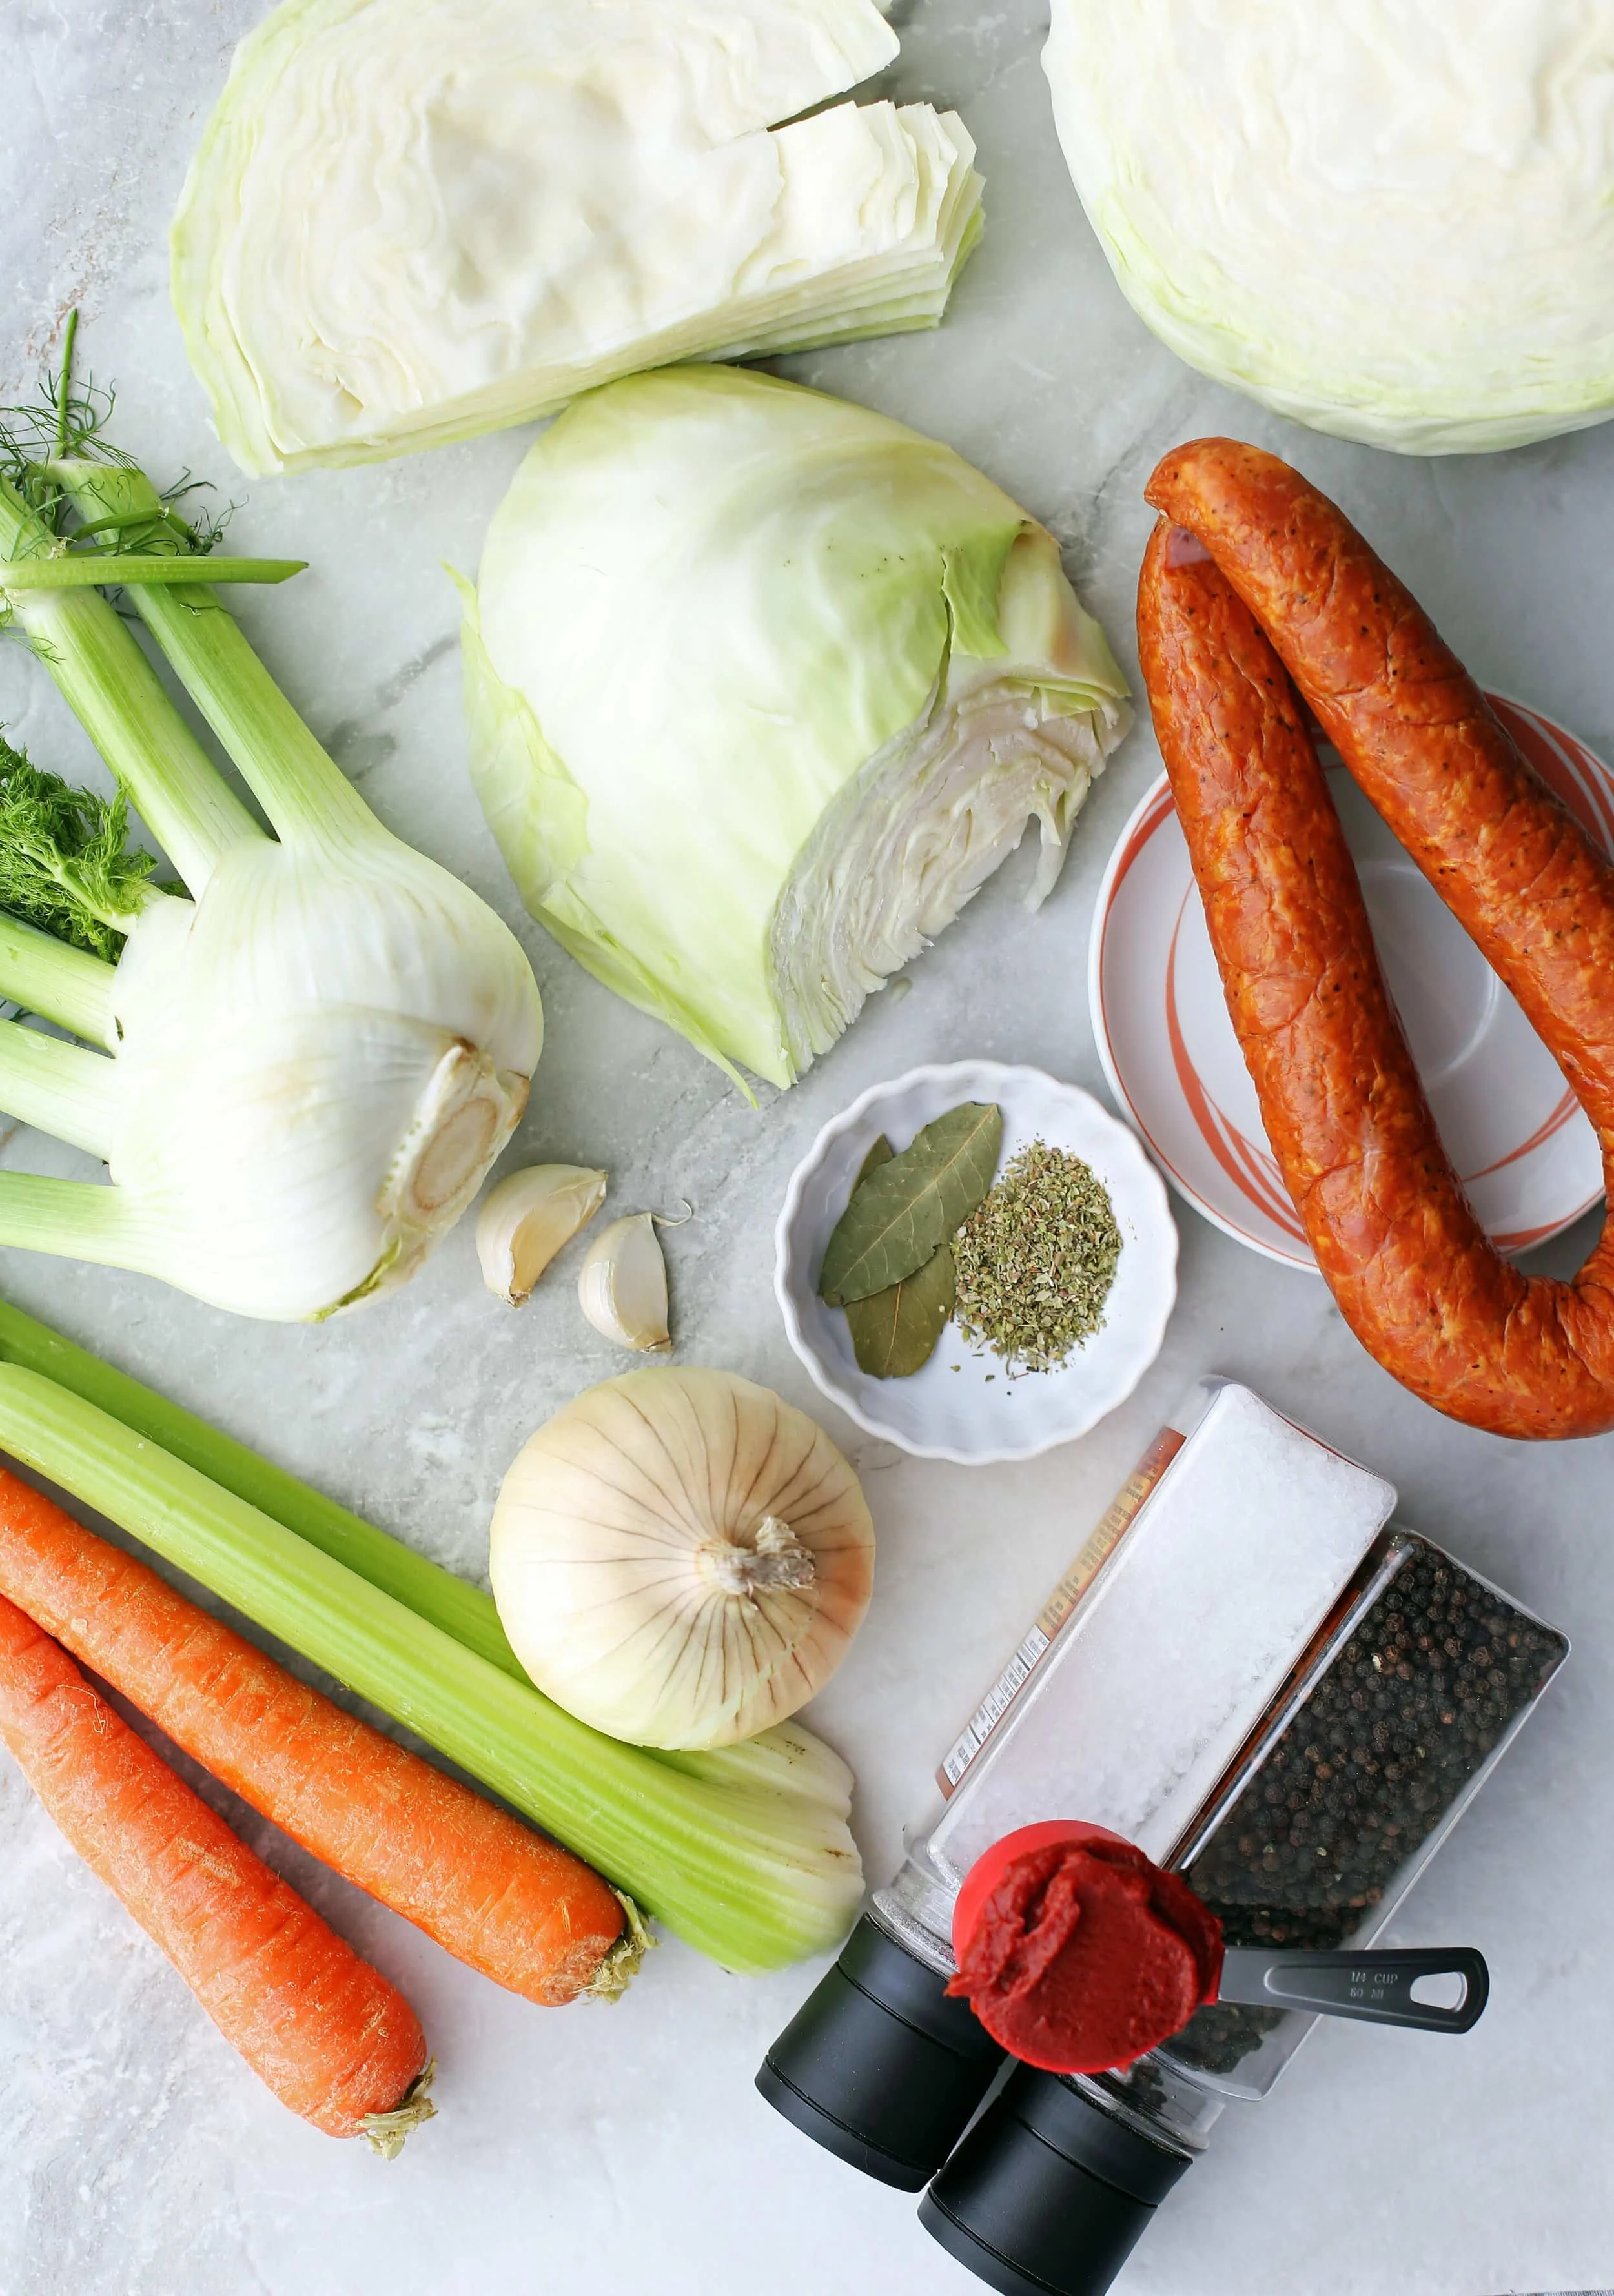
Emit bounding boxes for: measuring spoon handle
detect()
[1216,1946,1489,2033]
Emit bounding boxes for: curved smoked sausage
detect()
[1137,438,1614,1439]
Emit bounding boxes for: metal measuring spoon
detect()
[1216,1945,1489,2032]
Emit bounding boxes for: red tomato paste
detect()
[947,1820,1223,2075]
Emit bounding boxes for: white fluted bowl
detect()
[775,1061,1178,1463]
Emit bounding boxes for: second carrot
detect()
[0,1589,431,2144]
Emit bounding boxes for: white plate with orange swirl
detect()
[1089,694,1609,1269]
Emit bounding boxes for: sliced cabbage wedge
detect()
[172,0,986,474]
[461,367,1130,1090]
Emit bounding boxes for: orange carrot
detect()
[0,1588,430,2145]
[0,1466,631,2005]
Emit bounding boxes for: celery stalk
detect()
[0,1294,520,1677]
[0,1361,863,1970]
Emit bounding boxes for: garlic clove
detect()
[577,1213,671,1350]
[477,1163,608,1305]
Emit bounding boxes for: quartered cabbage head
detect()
[172,0,984,473]
[460,367,1130,1090]
[1044,0,1614,454]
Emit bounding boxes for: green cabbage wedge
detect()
[460,367,1130,1090]
[172,0,985,473]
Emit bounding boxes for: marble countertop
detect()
[3,3,1613,2292]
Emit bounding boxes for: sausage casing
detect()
[1137,439,1614,1439]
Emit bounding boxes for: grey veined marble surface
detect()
[3,3,1614,2293]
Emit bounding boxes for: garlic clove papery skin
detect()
[489,1366,875,1749]
[577,1213,671,1350]
[477,1163,608,1304]
[103,827,542,1320]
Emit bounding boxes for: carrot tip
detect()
[586,1891,653,2003]
[360,2059,438,2160]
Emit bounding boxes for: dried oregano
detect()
[953,1140,1121,1374]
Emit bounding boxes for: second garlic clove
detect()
[578,1214,672,1351]
[478,1164,608,1305]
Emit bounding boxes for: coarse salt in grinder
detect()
[755,1377,1568,2296]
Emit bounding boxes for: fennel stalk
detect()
[0,334,542,1319]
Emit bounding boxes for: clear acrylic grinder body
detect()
[758,1377,1568,2295]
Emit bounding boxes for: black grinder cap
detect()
[755,1914,1005,2190]
[921,2062,1196,2296]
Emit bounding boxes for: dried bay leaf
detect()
[846,1241,956,1378]
[855,1135,894,1188]
[819,1101,1003,1305]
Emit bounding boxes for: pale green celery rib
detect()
[0,1291,521,1676]
[0,1022,116,1159]
[1,554,306,591]
[52,463,374,850]
[0,1293,849,1811]
[0,478,263,897]
[0,917,117,1049]
[0,1364,862,1972]
[0,1173,156,1272]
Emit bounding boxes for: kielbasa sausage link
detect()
[1137,438,1614,1439]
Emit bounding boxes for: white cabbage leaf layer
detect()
[173,0,985,474]
[1044,0,1614,454]
[461,367,1130,1090]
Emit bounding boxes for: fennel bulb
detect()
[1044,0,1614,454]
[461,366,1131,1089]
[0,420,541,1321]
[172,0,984,474]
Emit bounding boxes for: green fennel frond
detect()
[0,316,117,536]
[0,312,232,555]
[0,735,157,957]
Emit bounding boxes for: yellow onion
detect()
[489,1366,875,1749]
